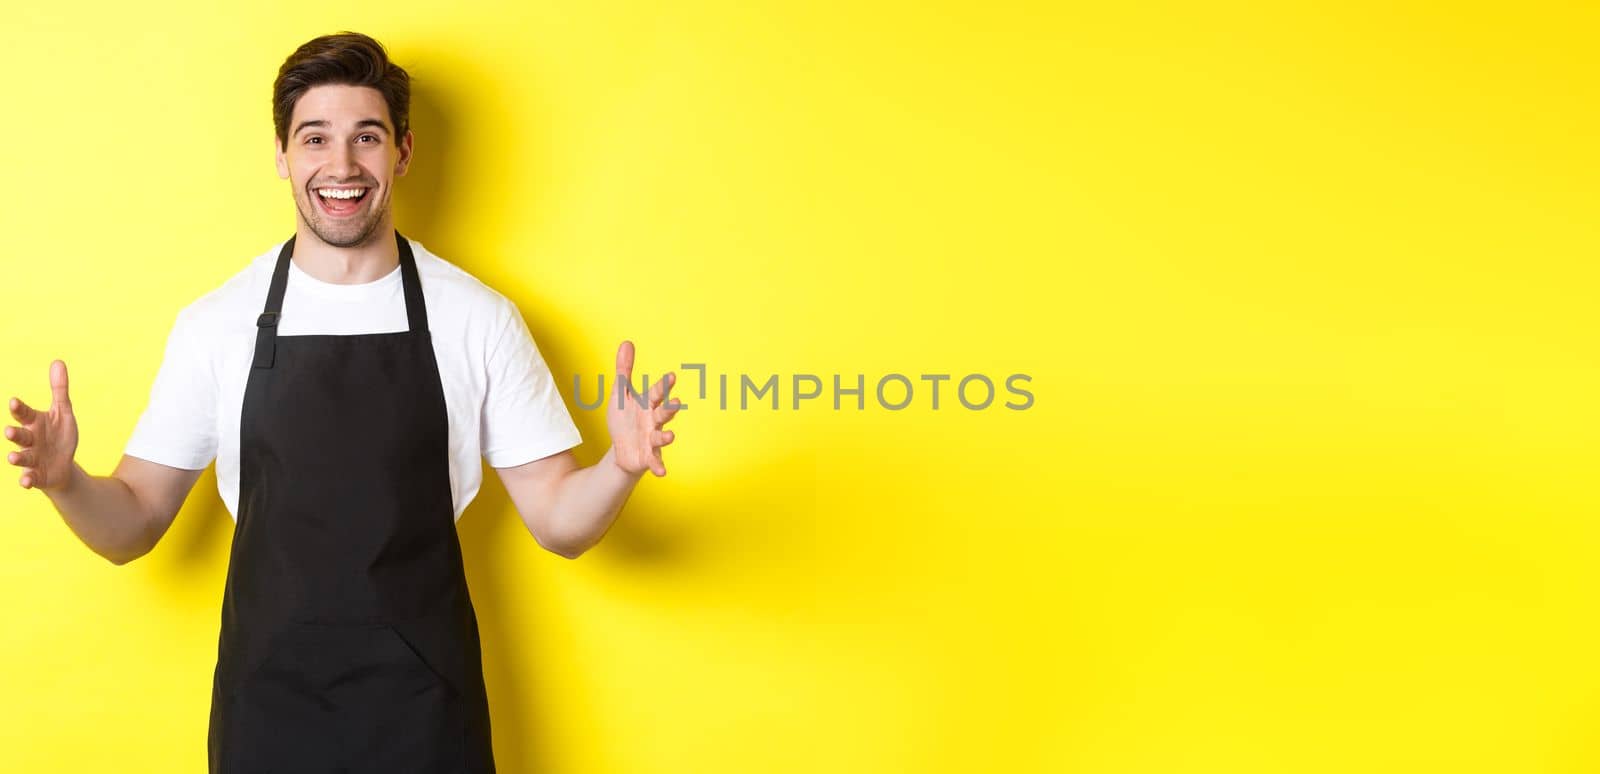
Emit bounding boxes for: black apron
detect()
[207,230,496,773]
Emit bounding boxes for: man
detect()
[2,31,681,773]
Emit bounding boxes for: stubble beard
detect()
[297,187,388,248]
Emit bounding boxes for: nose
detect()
[329,142,361,181]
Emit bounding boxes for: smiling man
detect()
[3,31,681,773]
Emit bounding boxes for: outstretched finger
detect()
[653,401,682,425]
[652,429,675,447]
[646,371,675,408]
[4,425,34,447]
[7,448,36,468]
[9,397,38,424]
[649,449,667,477]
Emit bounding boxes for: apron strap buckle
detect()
[253,313,279,369]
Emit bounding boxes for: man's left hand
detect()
[606,340,682,478]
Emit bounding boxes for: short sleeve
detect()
[124,305,219,470]
[481,298,583,468]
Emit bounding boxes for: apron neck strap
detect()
[252,228,427,370]
[395,231,429,333]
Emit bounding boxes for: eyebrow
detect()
[292,118,392,137]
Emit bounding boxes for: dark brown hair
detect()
[273,31,410,150]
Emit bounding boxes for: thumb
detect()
[49,359,71,412]
[615,340,635,387]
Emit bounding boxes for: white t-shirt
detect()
[124,236,583,521]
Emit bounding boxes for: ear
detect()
[394,129,414,177]
[274,133,288,179]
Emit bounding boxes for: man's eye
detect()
[305,136,322,145]
[359,134,378,143]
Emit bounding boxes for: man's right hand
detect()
[7,359,80,491]
[6,358,202,564]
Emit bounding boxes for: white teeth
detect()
[317,188,368,199]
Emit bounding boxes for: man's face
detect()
[275,84,413,248]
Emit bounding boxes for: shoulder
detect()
[170,240,282,340]
[409,239,522,333]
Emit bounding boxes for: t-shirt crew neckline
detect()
[286,250,405,302]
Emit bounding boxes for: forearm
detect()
[44,462,159,565]
[540,447,644,558]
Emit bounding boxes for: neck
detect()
[291,217,400,285]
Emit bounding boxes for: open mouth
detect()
[313,186,371,217]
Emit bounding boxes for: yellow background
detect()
[2,1,1597,772]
